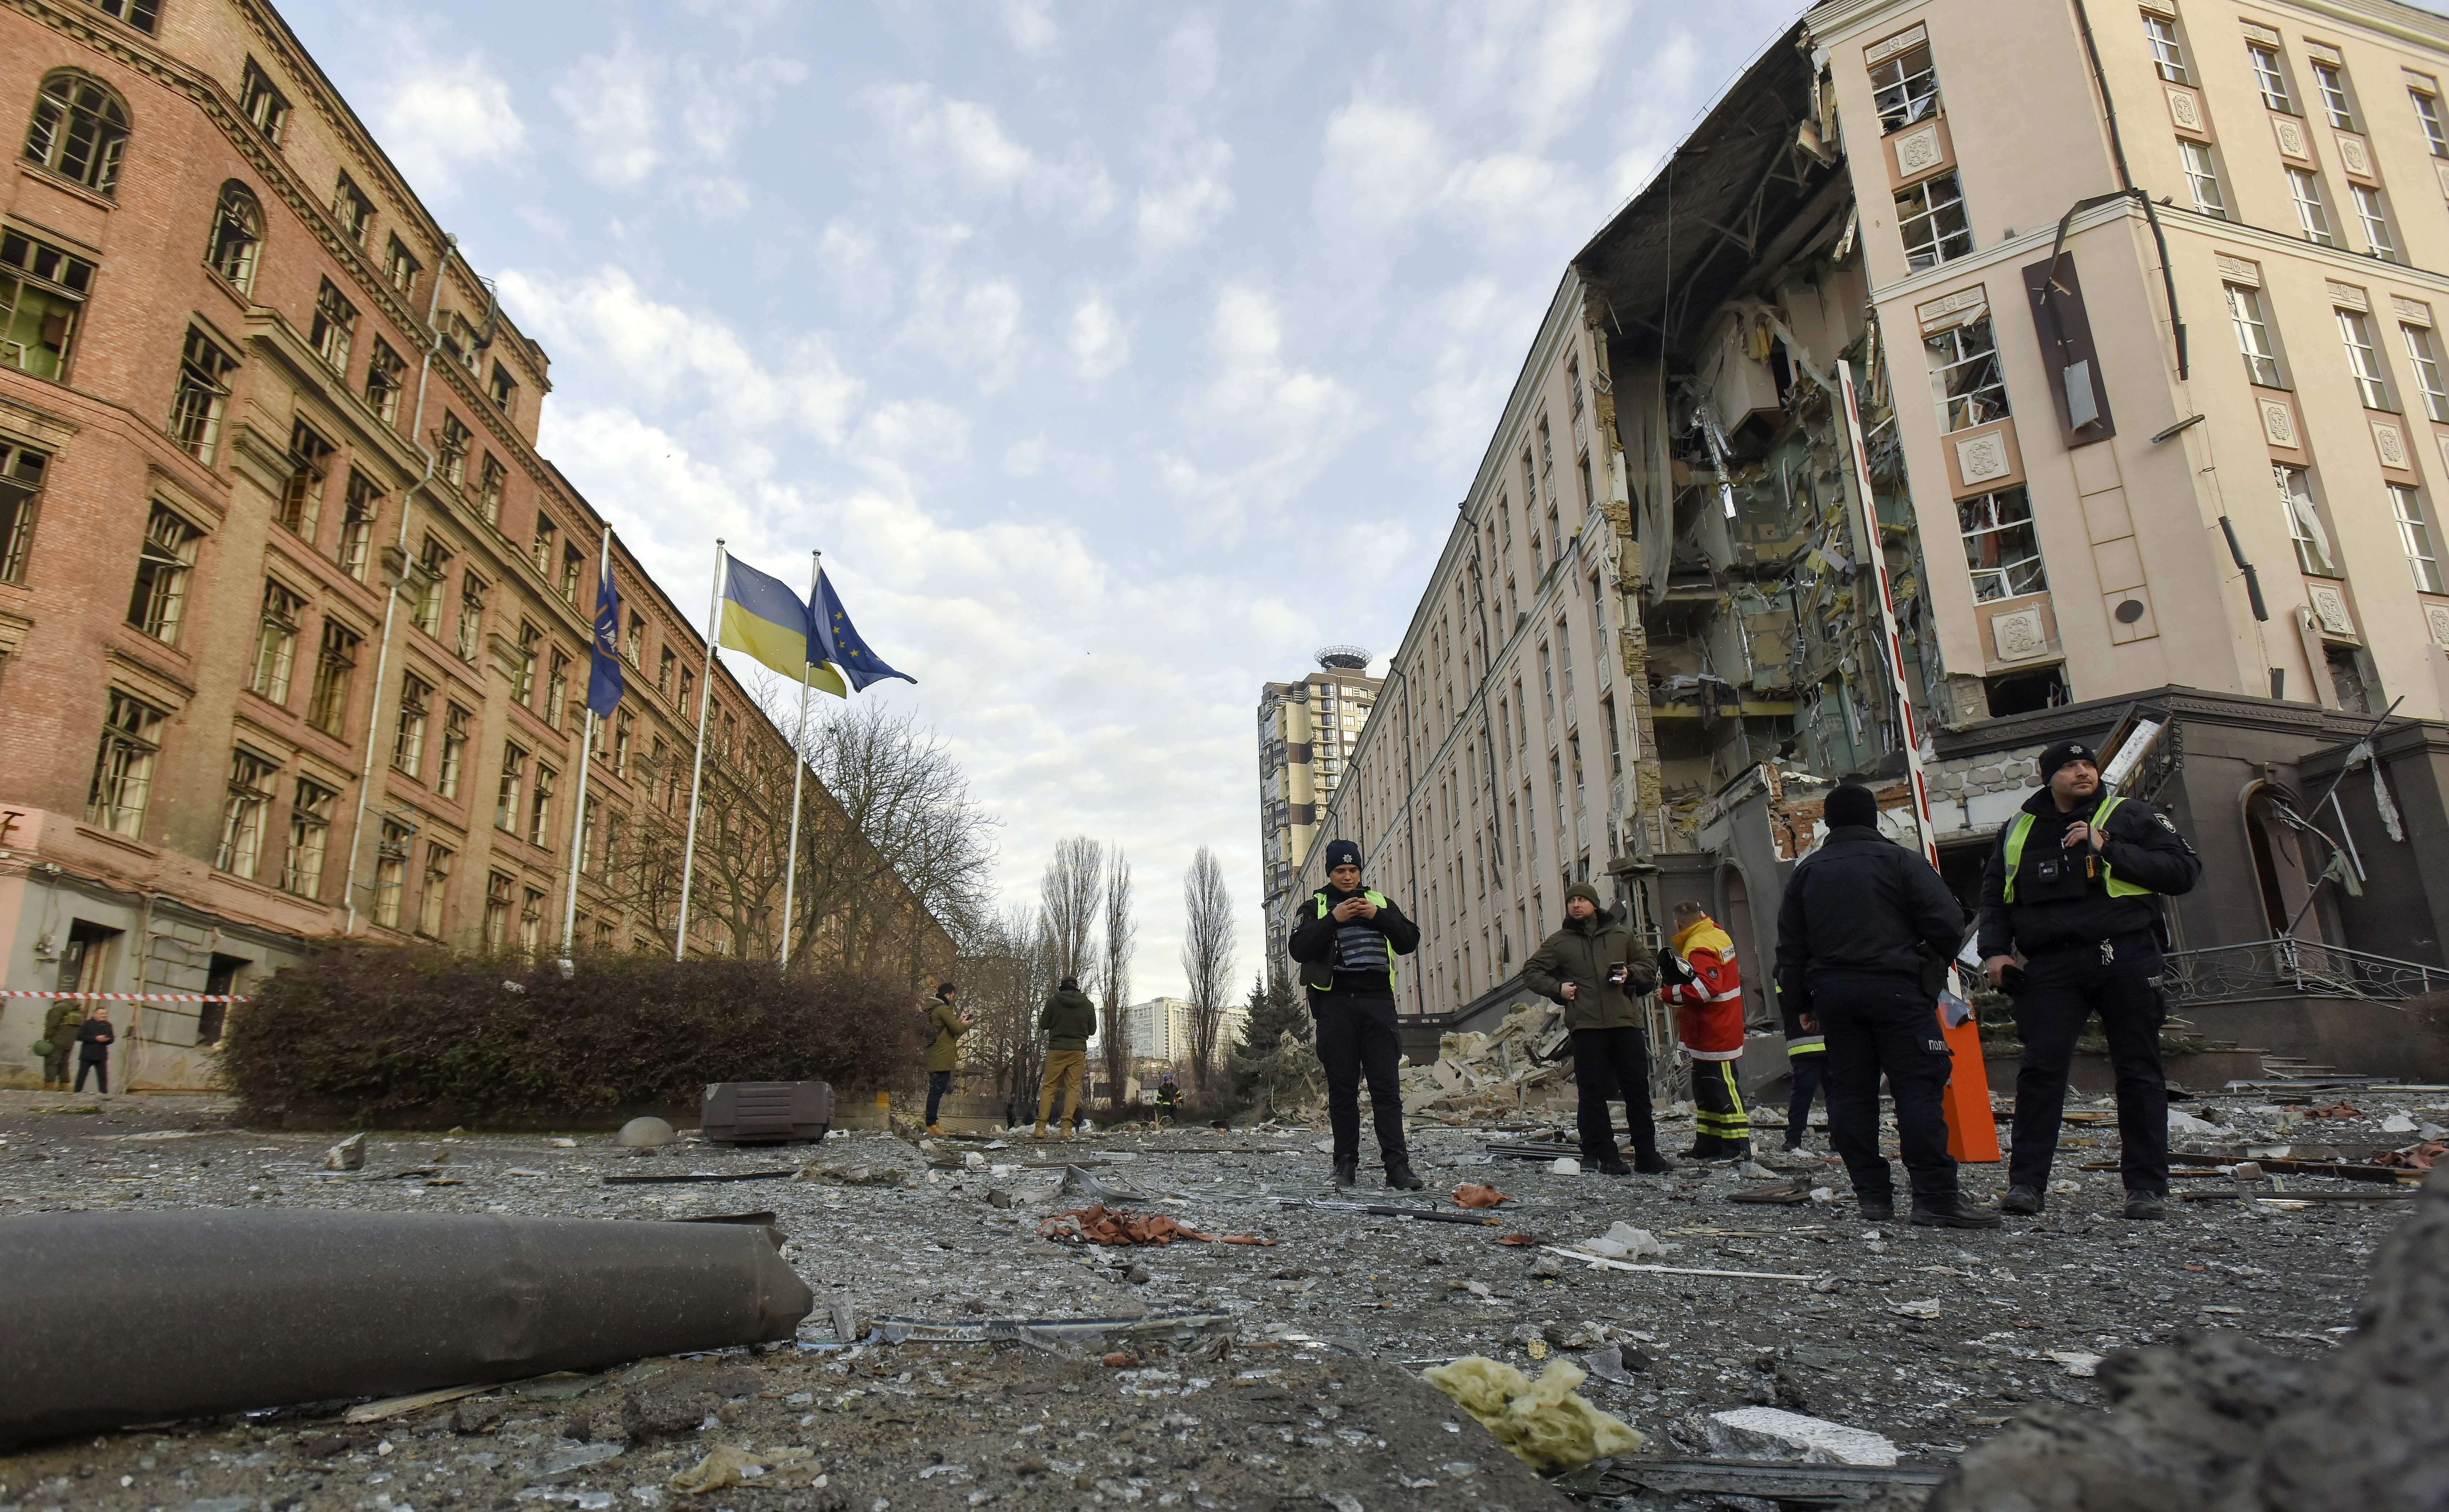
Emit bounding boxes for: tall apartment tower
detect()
[1256,648,1381,970]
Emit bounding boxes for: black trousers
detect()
[75,1056,107,1094]
[925,1070,952,1125]
[1312,993,1406,1165]
[2009,944,2169,1195]
[1569,1026,1660,1162]
[1785,1053,1826,1146]
[1817,975,1957,1204]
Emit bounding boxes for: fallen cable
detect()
[600,1170,797,1185]
[1541,1245,1814,1282]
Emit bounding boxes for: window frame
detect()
[250,578,305,703]
[21,70,130,197]
[306,616,362,736]
[206,181,263,293]
[2311,59,2356,131]
[365,338,406,424]
[1,229,97,382]
[2348,183,2395,262]
[1926,314,2010,433]
[216,746,280,878]
[309,277,357,374]
[331,172,373,246]
[2391,483,2445,595]
[2142,13,2189,85]
[2337,307,2395,411]
[2227,284,2284,388]
[1957,483,2049,602]
[2402,323,2449,424]
[1868,41,1940,133]
[86,689,167,838]
[2249,43,2295,112]
[126,501,203,645]
[170,326,238,462]
[2287,168,2334,246]
[1895,171,1973,272]
[283,778,338,898]
[239,59,291,145]
[2412,84,2448,158]
[2273,463,2341,577]
[0,441,51,585]
[2179,139,2226,218]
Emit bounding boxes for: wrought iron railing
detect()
[2162,936,2446,1004]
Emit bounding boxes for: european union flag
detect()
[587,570,623,717]
[813,569,916,691]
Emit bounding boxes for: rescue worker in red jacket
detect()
[1658,901,1750,1160]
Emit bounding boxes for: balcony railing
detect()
[2162,936,2446,1004]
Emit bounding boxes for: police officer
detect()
[1979,740,2201,1220]
[1775,782,1996,1226]
[1287,838,1424,1190]
[1526,882,1671,1175]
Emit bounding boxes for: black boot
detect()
[1910,1196,2004,1229]
[1634,1150,1676,1176]
[1384,1158,1424,1191]
[1331,1157,1357,1189]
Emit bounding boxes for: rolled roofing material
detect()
[0,1210,813,1444]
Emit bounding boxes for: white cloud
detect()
[1160,283,1367,540]
[554,39,663,187]
[871,83,1114,221]
[818,221,893,313]
[1065,291,1130,386]
[1004,434,1115,492]
[371,33,525,199]
[1136,136,1234,254]
[896,248,1029,394]
[997,0,1060,56]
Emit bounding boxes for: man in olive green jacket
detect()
[1035,976,1097,1138]
[1526,882,1673,1176]
[40,998,81,1090]
[923,982,971,1135]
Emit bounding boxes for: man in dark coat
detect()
[1979,740,2201,1220]
[73,1006,115,1095]
[1286,838,1423,1190]
[1777,783,1994,1226]
[1526,882,1671,1175]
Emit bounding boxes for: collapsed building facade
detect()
[1289,0,2449,1085]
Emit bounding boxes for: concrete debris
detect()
[1931,1163,2449,1512]
[2046,1350,2105,1378]
[2378,1112,2417,1133]
[1579,1221,1666,1261]
[323,1132,366,1171]
[2371,1140,2445,1171]
[614,1117,677,1148]
[1399,1003,1575,1119]
[1551,1157,1581,1174]
[1706,1406,1901,1467]
[793,1160,918,1188]
[1422,1355,1645,1474]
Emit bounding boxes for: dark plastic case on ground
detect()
[700,1079,835,1143]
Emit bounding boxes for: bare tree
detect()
[1179,845,1236,1095]
[958,905,1051,1124]
[1096,848,1135,1108]
[1039,836,1102,985]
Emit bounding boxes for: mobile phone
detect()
[1606,962,1628,986]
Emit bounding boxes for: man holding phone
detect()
[1287,838,1424,1190]
[1526,883,1671,1176]
[1979,740,2200,1220]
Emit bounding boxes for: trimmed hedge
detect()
[225,941,921,1126]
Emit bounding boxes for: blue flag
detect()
[587,569,624,717]
[813,569,917,691]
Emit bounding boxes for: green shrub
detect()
[224,941,921,1125]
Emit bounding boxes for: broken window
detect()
[2402,322,2448,423]
[483,871,513,951]
[22,70,128,195]
[2413,84,2447,156]
[1926,316,2008,433]
[372,821,410,929]
[240,58,290,143]
[614,707,634,776]
[310,278,356,373]
[126,503,203,644]
[679,665,695,717]
[336,471,379,582]
[530,764,556,848]
[251,580,305,703]
[169,327,238,462]
[284,779,338,898]
[1869,40,1939,132]
[2288,168,2334,245]
[410,534,451,635]
[2312,60,2356,130]
[2251,45,2295,112]
[2327,645,2379,715]
[2273,465,2340,577]
[207,181,263,292]
[366,339,406,424]
[437,412,471,489]
[385,235,420,298]
[658,646,677,699]
[306,618,360,735]
[2337,308,2394,410]
[87,0,158,31]
[454,571,486,663]
[439,705,470,800]
[331,172,372,246]
[514,621,541,704]
[394,672,431,775]
[559,542,583,604]
[1957,484,2048,601]
[216,747,279,878]
[2227,285,2283,387]
[1,228,96,381]
[477,453,506,523]
[444,311,485,375]
[489,361,518,415]
[87,689,165,835]
[2391,484,2444,594]
[520,887,545,954]
[2179,140,2225,218]
[1896,173,1972,271]
[2142,14,2188,85]
[495,745,527,832]
[531,511,558,575]
[0,441,45,584]
[418,844,452,937]
[2349,184,2395,262]
[546,649,570,728]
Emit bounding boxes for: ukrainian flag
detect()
[719,557,847,697]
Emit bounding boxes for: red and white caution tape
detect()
[0,990,250,1002]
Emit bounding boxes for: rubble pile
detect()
[1399,1001,1574,1121]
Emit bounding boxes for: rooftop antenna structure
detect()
[1316,645,1371,671]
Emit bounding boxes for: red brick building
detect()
[0,0,944,1089]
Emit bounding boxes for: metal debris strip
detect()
[600,1169,797,1185]
[1575,1457,1948,1502]
[867,1312,1234,1348]
[1541,1245,1815,1283]
[1057,1165,1151,1205]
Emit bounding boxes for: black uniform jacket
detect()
[1976,788,2201,961]
[1287,882,1421,998]
[1774,825,1965,1015]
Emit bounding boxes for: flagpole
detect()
[559,527,614,973]
[779,550,820,970]
[675,539,726,962]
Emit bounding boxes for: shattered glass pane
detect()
[1957,485,2047,602]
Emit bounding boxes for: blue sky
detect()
[293,0,1800,995]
